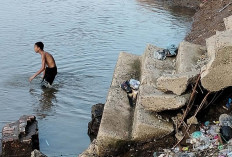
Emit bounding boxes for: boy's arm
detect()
[42,70,45,78]
[29,54,46,82]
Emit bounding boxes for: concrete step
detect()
[139,43,191,111]
[176,41,206,73]
[156,71,199,95]
[96,52,141,156]
[140,44,175,85]
[139,84,189,112]
[132,102,174,141]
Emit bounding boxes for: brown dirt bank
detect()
[185,0,232,45]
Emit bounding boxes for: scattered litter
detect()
[153,113,232,156]
[166,44,178,56]
[121,79,140,107]
[219,114,232,127]
[129,79,140,90]
[154,49,167,60]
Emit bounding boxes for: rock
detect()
[201,30,232,91]
[187,116,198,125]
[156,71,198,95]
[88,103,104,136]
[176,41,206,73]
[2,115,39,157]
[31,149,47,157]
[224,15,232,30]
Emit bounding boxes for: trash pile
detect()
[121,79,140,107]
[153,114,232,157]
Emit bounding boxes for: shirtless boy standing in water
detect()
[29,42,57,87]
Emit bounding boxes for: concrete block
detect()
[111,52,141,87]
[201,30,232,91]
[2,115,39,157]
[140,44,175,85]
[96,87,132,156]
[96,52,140,156]
[139,84,189,112]
[224,15,232,30]
[156,71,199,95]
[132,103,174,141]
[176,41,206,73]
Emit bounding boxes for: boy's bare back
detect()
[44,52,56,68]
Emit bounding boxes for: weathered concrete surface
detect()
[201,30,232,91]
[224,15,232,30]
[139,44,189,111]
[2,115,39,157]
[155,41,206,96]
[140,84,189,112]
[88,103,104,136]
[111,52,141,87]
[156,71,199,95]
[79,140,98,157]
[176,41,206,73]
[132,102,173,141]
[95,52,140,156]
[140,44,175,85]
[31,149,47,157]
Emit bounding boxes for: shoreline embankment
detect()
[81,1,232,157]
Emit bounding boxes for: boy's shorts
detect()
[41,66,57,88]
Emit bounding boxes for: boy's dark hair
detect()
[35,42,44,50]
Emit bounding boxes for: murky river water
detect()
[0,0,194,156]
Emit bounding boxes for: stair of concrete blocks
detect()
[132,43,206,140]
[83,41,204,156]
[80,14,232,157]
[201,15,232,92]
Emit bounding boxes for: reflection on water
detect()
[30,87,58,119]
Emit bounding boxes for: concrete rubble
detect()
[1,115,39,157]
[201,15,232,91]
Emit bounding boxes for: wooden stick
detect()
[178,74,201,129]
[173,92,211,148]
